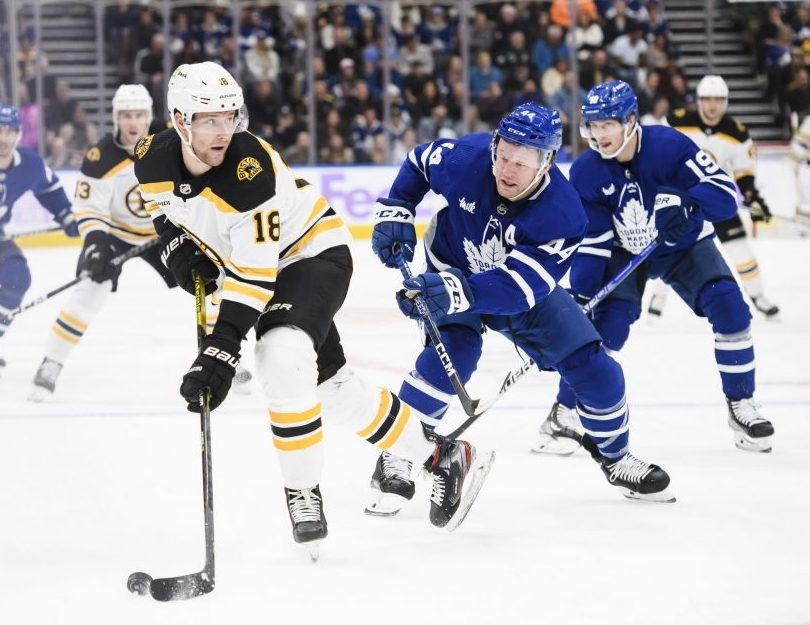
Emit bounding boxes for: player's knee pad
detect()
[317,364,374,426]
[557,341,626,410]
[591,297,639,352]
[413,324,482,394]
[0,256,32,312]
[698,278,751,335]
[255,325,318,410]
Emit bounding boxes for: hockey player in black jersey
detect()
[133,62,494,555]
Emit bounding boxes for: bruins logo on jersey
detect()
[135,134,153,160]
[126,183,148,218]
[236,157,262,181]
[86,147,101,162]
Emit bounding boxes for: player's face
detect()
[493,140,545,198]
[116,109,151,147]
[699,97,727,125]
[188,111,238,167]
[0,125,20,159]
[587,119,625,153]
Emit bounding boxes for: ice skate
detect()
[230,364,253,395]
[751,296,780,319]
[285,485,327,562]
[531,402,583,455]
[424,439,495,531]
[646,291,667,317]
[727,397,774,452]
[583,436,676,503]
[28,357,63,402]
[365,451,415,517]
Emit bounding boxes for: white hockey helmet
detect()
[696,75,729,99]
[112,84,153,137]
[167,62,246,131]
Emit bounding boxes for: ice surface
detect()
[0,235,808,625]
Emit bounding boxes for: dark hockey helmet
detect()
[580,80,639,126]
[0,103,21,131]
[495,102,563,152]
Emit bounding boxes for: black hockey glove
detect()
[180,334,241,412]
[159,230,219,295]
[77,231,121,285]
[654,187,696,246]
[743,192,772,223]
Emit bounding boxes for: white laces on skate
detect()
[729,398,768,426]
[429,473,447,507]
[607,453,654,485]
[287,488,322,523]
[381,452,412,481]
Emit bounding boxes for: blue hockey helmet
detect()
[580,80,639,126]
[495,102,563,153]
[0,104,21,131]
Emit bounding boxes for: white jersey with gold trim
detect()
[667,109,756,182]
[134,129,352,316]
[73,134,157,245]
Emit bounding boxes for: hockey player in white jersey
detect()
[788,110,810,219]
[133,62,494,552]
[647,74,780,319]
[0,103,79,375]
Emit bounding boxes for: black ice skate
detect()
[28,357,63,402]
[424,439,495,531]
[727,397,774,452]
[531,402,584,455]
[365,451,415,517]
[285,485,327,561]
[751,296,780,319]
[583,435,676,503]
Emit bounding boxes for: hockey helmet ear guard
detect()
[0,104,22,131]
[492,102,562,170]
[579,80,640,158]
[167,62,248,133]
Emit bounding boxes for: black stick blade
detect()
[147,571,214,601]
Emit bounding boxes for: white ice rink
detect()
[1,232,808,625]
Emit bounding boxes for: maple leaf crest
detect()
[463,235,506,273]
[614,197,657,253]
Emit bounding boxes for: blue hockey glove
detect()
[371,198,416,268]
[654,187,696,246]
[397,268,474,321]
[180,334,241,412]
[55,208,80,238]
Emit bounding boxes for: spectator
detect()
[135,32,168,121]
[44,80,79,135]
[319,132,355,164]
[397,33,434,77]
[246,78,282,139]
[350,105,385,163]
[477,80,512,127]
[609,22,649,88]
[16,31,49,102]
[243,31,281,86]
[416,102,457,143]
[495,30,532,93]
[572,9,606,62]
[640,94,670,125]
[549,69,587,139]
[16,82,40,151]
[579,47,619,91]
[468,9,496,55]
[282,129,311,165]
[637,69,662,115]
[323,25,360,76]
[531,24,571,76]
[549,0,599,30]
[541,57,570,101]
[603,0,635,45]
[469,50,504,99]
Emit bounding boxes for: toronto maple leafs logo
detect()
[463,216,508,273]
[612,182,657,253]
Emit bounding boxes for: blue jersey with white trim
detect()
[388,132,587,315]
[568,124,737,297]
[0,147,72,233]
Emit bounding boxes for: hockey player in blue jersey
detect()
[534,80,774,455]
[367,101,675,515]
[0,103,78,374]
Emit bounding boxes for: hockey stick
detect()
[0,225,63,241]
[7,238,160,318]
[127,272,216,601]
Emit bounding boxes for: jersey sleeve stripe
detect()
[501,266,537,308]
[101,159,133,179]
[200,187,240,214]
[140,181,173,195]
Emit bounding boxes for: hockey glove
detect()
[180,334,241,412]
[397,268,474,322]
[77,231,122,285]
[654,187,696,246]
[159,230,219,295]
[372,198,416,268]
[55,208,80,238]
[743,192,772,223]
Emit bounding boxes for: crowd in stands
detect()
[6,1,810,167]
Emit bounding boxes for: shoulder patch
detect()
[86,146,101,162]
[236,156,263,181]
[135,134,154,160]
[673,108,687,118]
[736,121,747,132]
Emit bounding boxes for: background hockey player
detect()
[134,62,494,551]
[647,74,780,319]
[0,103,78,376]
[536,80,774,455]
[367,101,674,517]
[788,110,810,219]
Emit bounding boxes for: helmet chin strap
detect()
[591,121,640,159]
[175,122,214,173]
[492,163,550,202]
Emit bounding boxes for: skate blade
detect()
[733,434,773,453]
[445,449,496,532]
[27,386,53,403]
[620,487,677,504]
[304,540,322,562]
[530,434,581,456]
[364,490,406,517]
